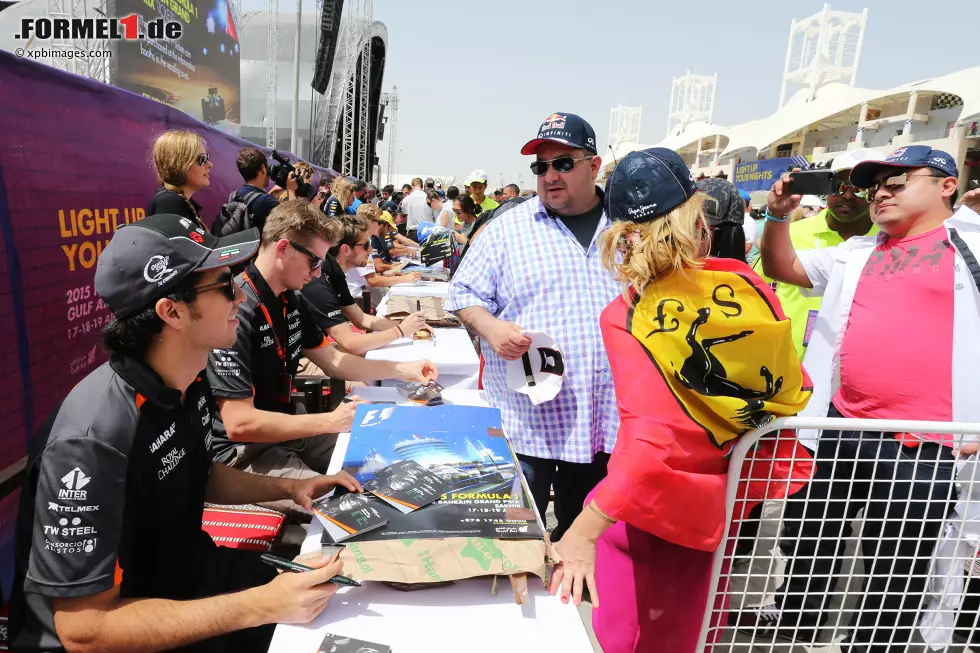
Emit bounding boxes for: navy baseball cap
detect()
[850,145,959,189]
[96,214,259,319]
[605,148,698,223]
[521,112,598,155]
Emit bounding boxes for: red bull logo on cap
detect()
[541,113,567,130]
[887,147,908,161]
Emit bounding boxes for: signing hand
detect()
[395,360,439,384]
[767,168,803,219]
[485,320,531,361]
[399,312,431,336]
[259,551,345,625]
[290,471,363,511]
[323,395,362,433]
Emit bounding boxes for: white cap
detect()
[469,169,488,184]
[799,194,826,209]
[831,148,886,173]
[505,332,564,405]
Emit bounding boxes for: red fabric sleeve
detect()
[594,297,730,552]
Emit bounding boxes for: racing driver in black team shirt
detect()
[9,215,361,653]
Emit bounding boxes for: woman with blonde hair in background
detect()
[549,148,814,653]
[324,176,355,217]
[147,130,213,228]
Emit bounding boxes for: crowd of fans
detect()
[8,111,980,653]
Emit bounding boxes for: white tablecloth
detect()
[267,387,593,653]
[367,327,479,381]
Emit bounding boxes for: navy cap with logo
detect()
[604,147,698,223]
[521,112,598,156]
[849,145,959,189]
[95,214,260,319]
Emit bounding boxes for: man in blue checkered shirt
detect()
[447,113,620,540]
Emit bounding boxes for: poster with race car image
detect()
[338,405,544,542]
[112,0,241,133]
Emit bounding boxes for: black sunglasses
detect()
[195,153,210,166]
[289,241,325,270]
[529,155,593,177]
[354,241,373,251]
[194,274,236,301]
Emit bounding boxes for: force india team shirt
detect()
[207,263,329,463]
[10,355,274,651]
[301,254,358,332]
[833,225,955,439]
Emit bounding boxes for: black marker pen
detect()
[260,553,361,587]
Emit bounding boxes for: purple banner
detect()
[0,49,334,598]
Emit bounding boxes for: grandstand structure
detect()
[600,6,980,193]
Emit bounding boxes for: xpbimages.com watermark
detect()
[14,47,112,59]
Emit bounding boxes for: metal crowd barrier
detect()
[697,417,980,653]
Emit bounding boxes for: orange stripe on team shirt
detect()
[135,393,148,412]
[113,560,124,586]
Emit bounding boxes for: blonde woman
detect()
[324,176,355,217]
[147,130,213,228]
[549,148,814,653]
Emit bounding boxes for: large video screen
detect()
[113,0,241,134]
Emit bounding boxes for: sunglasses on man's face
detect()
[834,181,869,199]
[530,155,593,177]
[288,241,325,271]
[868,171,946,201]
[195,153,210,166]
[354,241,372,251]
[194,274,237,301]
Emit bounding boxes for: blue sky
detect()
[243,0,978,187]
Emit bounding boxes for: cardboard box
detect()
[337,537,547,584]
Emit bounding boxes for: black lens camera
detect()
[268,150,312,198]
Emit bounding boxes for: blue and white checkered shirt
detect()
[447,196,620,463]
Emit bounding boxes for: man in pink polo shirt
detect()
[734,146,980,652]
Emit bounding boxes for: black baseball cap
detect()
[521,112,598,156]
[605,147,698,223]
[95,214,260,319]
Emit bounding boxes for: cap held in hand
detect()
[505,331,565,405]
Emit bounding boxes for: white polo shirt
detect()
[402,189,430,231]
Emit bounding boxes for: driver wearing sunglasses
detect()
[206,203,438,511]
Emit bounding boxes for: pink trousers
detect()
[592,519,731,653]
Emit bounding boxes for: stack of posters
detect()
[324,405,547,583]
[312,492,388,543]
